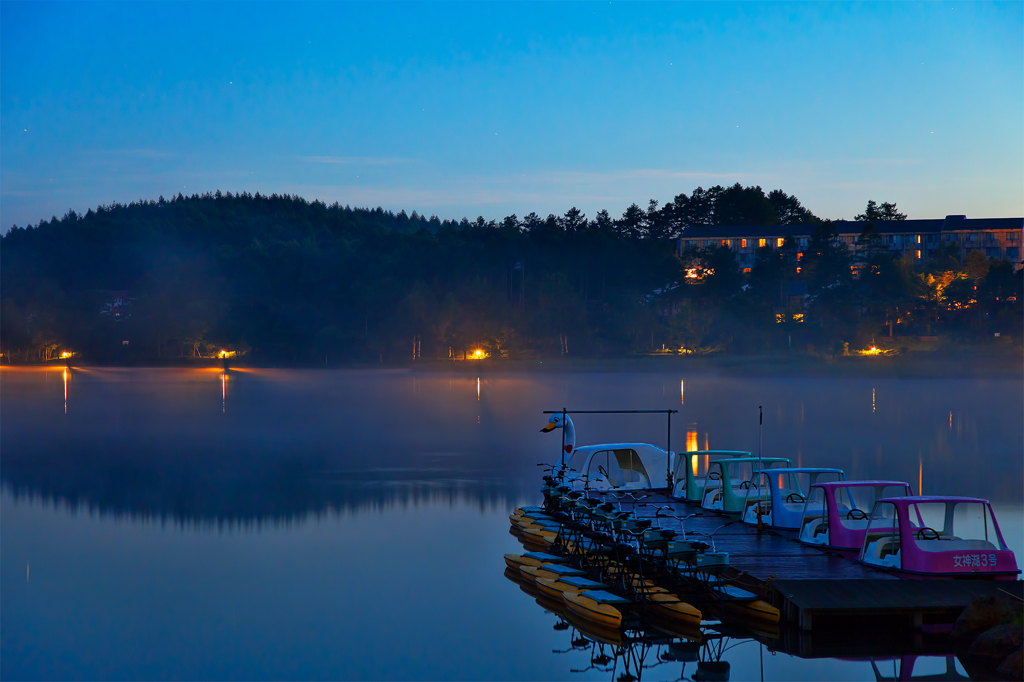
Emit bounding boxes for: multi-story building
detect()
[677,215,1023,271]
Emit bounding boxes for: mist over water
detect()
[2,367,1021,680]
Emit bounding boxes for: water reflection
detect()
[869,656,967,681]
[2,368,1020,524]
[2,367,1021,680]
[504,564,975,682]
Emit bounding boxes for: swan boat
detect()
[739,467,846,530]
[541,412,676,492]
[670,450,752,502]
[797,480,913,557]
[857,496,1020,579]
[700,457,792,514]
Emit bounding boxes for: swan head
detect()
[540,413,576,456]
[540,414,567,433]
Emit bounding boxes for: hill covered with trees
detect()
[1,184,1019,364]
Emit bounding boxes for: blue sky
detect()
[2,1,1021,229]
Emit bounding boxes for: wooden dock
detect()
[589,490,1022,631]
[769,578,1024,631]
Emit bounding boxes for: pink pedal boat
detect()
[857,496,1020,580]
[797,480,913,558]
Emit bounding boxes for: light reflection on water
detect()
[1,367,1021,680]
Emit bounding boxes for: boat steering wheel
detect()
[786,493,805,503]
[739,480,754,490]
[916,527,941,541]
[847,509,868,520]
[707,471,721,481]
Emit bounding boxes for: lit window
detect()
[916,235,921,244]
[797,253,803,261]
[742,267,751,273]
[741,239,747,248]
[759,238,767,248]
[796,267,801,274]
[722,239,729,247]
[776,238,784,247]
[916,250,921,259]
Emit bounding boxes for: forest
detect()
[1,184,1020,364]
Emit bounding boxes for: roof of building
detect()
[679,216,1023,240]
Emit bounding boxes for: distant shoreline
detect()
[6,349,1021,379]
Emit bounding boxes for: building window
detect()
[916,250,921,259]
[742,267,752,274]
[916,235,921,244]
[759,238,767,248]
[796,267,801,274]
[797,253,803,261]
[722,239,730,247]
[776,238,785,247]
[741,239,747,248]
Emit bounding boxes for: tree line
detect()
[1,184,1019,364]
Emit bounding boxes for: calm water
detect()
[2,367,1021,681]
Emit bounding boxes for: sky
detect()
[2,1,1022,230]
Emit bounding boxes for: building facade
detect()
[677,215,1023,271]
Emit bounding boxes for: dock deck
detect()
[586,490,1021,630]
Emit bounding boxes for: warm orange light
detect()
[856,346,894,357]
[474,349,483,357]
[741,239,747,248]
[776,238,784,247]
[686,431,698,453]
[691,454,698,476]
[759,238,767,248]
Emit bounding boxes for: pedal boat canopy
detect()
[700,457,791,515]
[670,450,751,502]
[740,468,846,530]
[858,496,1020,579]
[564,443,673,491]
[798,480,911,552]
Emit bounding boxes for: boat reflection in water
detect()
[505,564,742,682]
[504,565,977,681]
[869,655,968,681]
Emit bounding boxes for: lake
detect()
[2,366,1021,680]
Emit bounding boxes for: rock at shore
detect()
[997,648,1022,680]
[968,623,1024,663]
[950,596,1019,645]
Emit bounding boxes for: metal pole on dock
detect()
[758,406,763,467]
[666,411,672,491]
[560,408,567,478]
